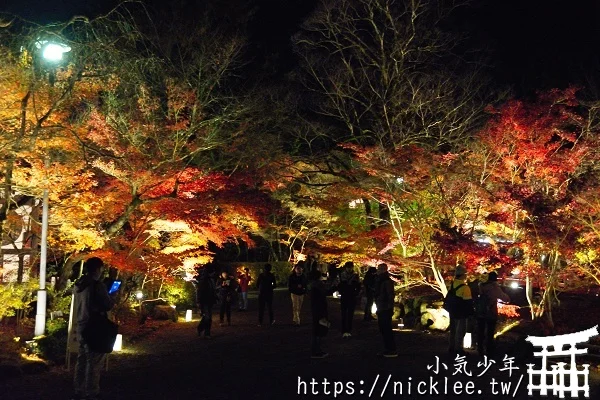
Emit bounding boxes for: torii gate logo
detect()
[526,325,598,398]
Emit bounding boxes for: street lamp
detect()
[34,40,72,62]
[33,40,71,337]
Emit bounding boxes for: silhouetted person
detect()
[310,269,330,358]
[238,267,251,311]
[288,263,308,325]
[363,266,377,321]
[336,261,361,337]
[73,257,114,400]
[217,271,237,326]
[375,263,397,357]
[448,263,473,356]
[257,263,276,326]
[196,266,217,339]
[476,271,510,357]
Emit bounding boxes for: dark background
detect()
[3,0,600,95]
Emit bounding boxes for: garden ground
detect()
[1,289,599,400]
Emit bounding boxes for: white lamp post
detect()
[33,41,71,337]
[34,183,49,337]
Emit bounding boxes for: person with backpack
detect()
[257,263,277,326]
[73,257,115,400]
[475,271,510,357]
[445,263,474,356]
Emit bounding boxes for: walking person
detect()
[310,269,330,358]
[363,266,377,321]
[336,261,361,337]
[217,270,237,326]
[476,271,510,357]
[447,263,474,356]
[375,263,397,357]
[288,263,308,326]
[257,263,277,326]
[238,267,251,311]
[196,265,217,339]
[72,257,115,400]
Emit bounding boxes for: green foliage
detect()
[35,319,68,364]
[48,286,73,316]
[0,281,38,321]
[160,279,196,309]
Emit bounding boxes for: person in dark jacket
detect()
[447,263,474,356]
[336,261,361,337]
[375,263,397,357]
[476,271,510,357]
[256,263,277,326]
[310,269,330,358]
[216,271,237,326]
[196,266,217,338]
[73,257,115,400]
[362,266,377,321]
[288,264,308,325]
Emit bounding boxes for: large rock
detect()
[420,308,450,331]
[152,305,177,322]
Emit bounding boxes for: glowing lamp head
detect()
[35,40,71,62]
[135,291,144,300]
[510,281,519,289]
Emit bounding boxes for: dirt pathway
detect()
[1,289,599,400]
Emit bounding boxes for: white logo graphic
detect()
[526,325,598,398]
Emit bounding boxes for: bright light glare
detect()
[135,291,144,300]
[113,334,122,351]
[41,43,71,62]
[185,309,192,322]
[371,303,377,314]
[463,332,472,349]
[510,282,519,289]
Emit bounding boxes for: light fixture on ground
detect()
[463,332,472,349]
[113,334,123,351]
[185,309,193,322]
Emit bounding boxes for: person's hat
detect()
[455,264,467,276]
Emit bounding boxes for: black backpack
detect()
[443,282,466,316]
[474,289,494,318]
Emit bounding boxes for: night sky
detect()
[3,0,600,96]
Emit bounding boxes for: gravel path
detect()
[2,289,599,400]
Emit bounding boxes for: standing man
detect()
[476,271,510,357]
[238,267,251,311]
[447,263,474,356]
[375,263,397,357]
[196,265,217,339]
[73,257,115,400]
[362,266,377,321]
[337,261,361,337]
[309,269,330,358]
[217,270,237,326]
[257,263,277,326]
[288,263,308,326]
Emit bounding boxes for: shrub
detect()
[35,319,68,364]
[160,279,196,309]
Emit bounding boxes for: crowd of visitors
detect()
[191,260,510,360]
